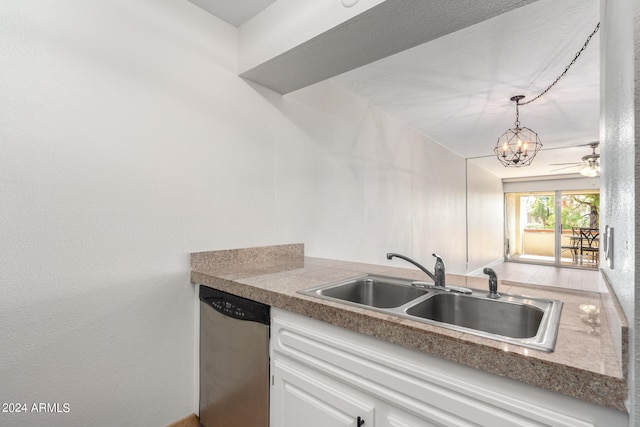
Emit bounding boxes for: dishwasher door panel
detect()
[199,301,269,427]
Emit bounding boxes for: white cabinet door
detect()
[271,356,374,427]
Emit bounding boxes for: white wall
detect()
[0,1,471,426]
[636,3,640,422]
[466,161,504,273]
[599,0,637,422]
[0,1,306,426]
[271,82,468,273]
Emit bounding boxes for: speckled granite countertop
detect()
[191,244,628,411]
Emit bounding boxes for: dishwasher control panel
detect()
[210,300,246,318]
[200,285,270,325]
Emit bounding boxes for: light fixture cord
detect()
[520,22,600,106]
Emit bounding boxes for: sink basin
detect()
[406,293,543,339]
[404,292,563,351]
[300,275,429,308]
[299,275,562,352]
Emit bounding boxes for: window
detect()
[505,190,599,268]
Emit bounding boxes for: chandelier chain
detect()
[520,22,600,106]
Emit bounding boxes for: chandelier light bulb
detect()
[580,165,598,177]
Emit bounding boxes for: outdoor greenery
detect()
[525,194,599,230]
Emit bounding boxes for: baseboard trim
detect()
[166,413,200,427]
[466,258,504,277]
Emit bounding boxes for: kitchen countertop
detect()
[191,244,628,411]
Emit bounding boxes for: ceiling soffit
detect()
[240,0,539,94]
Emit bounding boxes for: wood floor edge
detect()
[166,413,200,427]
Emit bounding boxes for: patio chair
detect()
[561,228,581,263]
[579,227,599,264]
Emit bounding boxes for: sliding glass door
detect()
[505,192,556,265]
[505,190,600,268]
[559,191,600,267]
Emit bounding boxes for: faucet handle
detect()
[431,253,446,287]
[432,253,446,269]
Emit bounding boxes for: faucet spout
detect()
[386,253,445,287]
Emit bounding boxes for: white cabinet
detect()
[271,356,373,426]
[270,308,627,427]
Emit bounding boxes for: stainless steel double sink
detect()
[299,274,563,352]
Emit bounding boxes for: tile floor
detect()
[467,261,604,293]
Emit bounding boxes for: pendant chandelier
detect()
[494,95,542,167]
[494,23,600,167]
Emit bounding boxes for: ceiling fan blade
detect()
[549,162,582,166]
[551,165,580,172]
[548,142,599,172]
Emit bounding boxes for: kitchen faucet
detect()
[386,253,446,287]
[386,252,472,294]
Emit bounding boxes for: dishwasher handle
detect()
[199,286,270,325]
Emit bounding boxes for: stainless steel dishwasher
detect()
[199,286,270,427]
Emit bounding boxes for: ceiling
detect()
[187,0,277,27]
[330,0,600,179]
[189,0,601,180]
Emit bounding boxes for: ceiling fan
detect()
[550,142,600,177]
